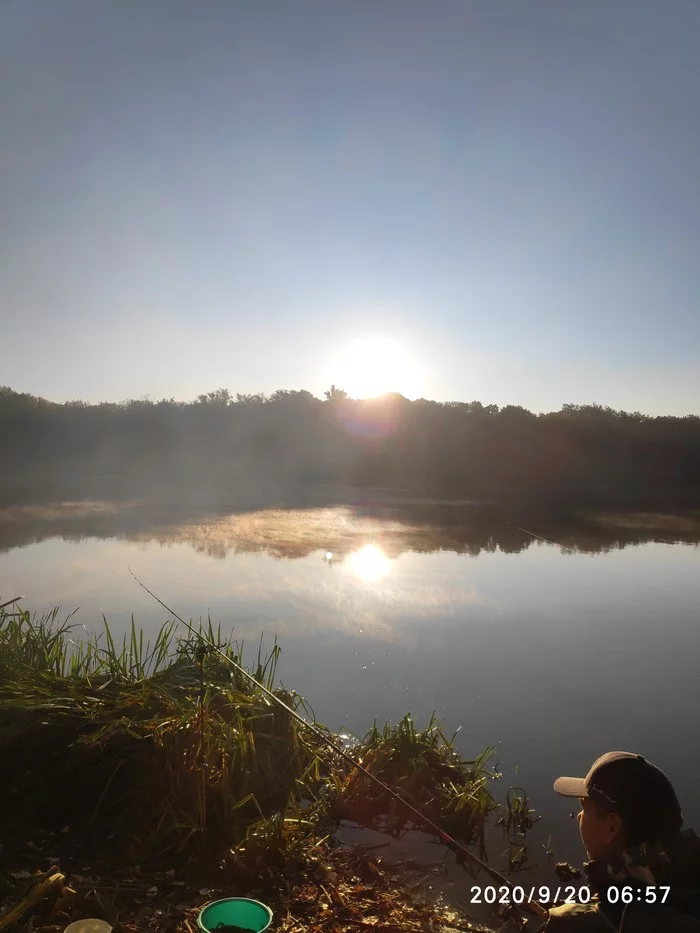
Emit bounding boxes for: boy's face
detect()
[578,797,625,859]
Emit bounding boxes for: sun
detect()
[328,337,422,400]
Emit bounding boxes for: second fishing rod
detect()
[128,567,546,923]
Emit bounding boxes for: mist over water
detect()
[1,497,699,872]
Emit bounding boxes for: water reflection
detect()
[1,500,699,561]
[344,544,392,582]
[1,498,699,872]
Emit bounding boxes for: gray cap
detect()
[554,750,683,844]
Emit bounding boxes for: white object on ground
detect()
[64,921,113,933]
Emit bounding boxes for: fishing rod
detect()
[127,567,546,924]
[513,524,699,606]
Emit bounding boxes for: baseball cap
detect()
[554,751,683,844]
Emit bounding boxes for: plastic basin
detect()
[63,922,112,933]
[197,897,273,933]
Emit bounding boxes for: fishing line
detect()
[513,524,699,606]
[127,566,546,922]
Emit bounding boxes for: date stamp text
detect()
[469,885,671,906]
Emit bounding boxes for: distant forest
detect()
[1,385,699,510]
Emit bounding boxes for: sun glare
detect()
[328,337,422,400]
[345,543,391,582]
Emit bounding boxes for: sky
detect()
[1,0,699,415]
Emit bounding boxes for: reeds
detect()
[0,602,536,875]
[0,603,327,865]
[331,713,501,858]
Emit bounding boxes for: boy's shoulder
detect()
[544,901,616,932]
[544,901,700,933]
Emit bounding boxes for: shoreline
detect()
[1,495,699,563]
[0,604,547,933]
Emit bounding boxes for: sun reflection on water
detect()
[344,543,391,582]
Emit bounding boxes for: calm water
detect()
[1,498,699,875]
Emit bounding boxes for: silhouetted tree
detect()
[0,386,699,510]
[324,385,348,403]
[196,388,233,406]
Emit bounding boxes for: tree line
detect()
[1,385,699,510]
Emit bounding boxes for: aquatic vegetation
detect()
[0,600,537,878]
[0,603,326,863]
[334,714,501,857]
[497,786,541,872]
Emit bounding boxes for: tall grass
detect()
[0,601,535,874]
[0,602,326,864]
[333,713,502,859]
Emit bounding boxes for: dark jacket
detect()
[544,830,700,933]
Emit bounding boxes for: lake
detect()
[1,496,699,880]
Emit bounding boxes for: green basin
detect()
[197,897,273,933]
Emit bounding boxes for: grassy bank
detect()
[0,601,537,931]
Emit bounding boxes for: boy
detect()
[544,751,700,931]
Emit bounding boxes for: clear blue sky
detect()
[2,0,699,414]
